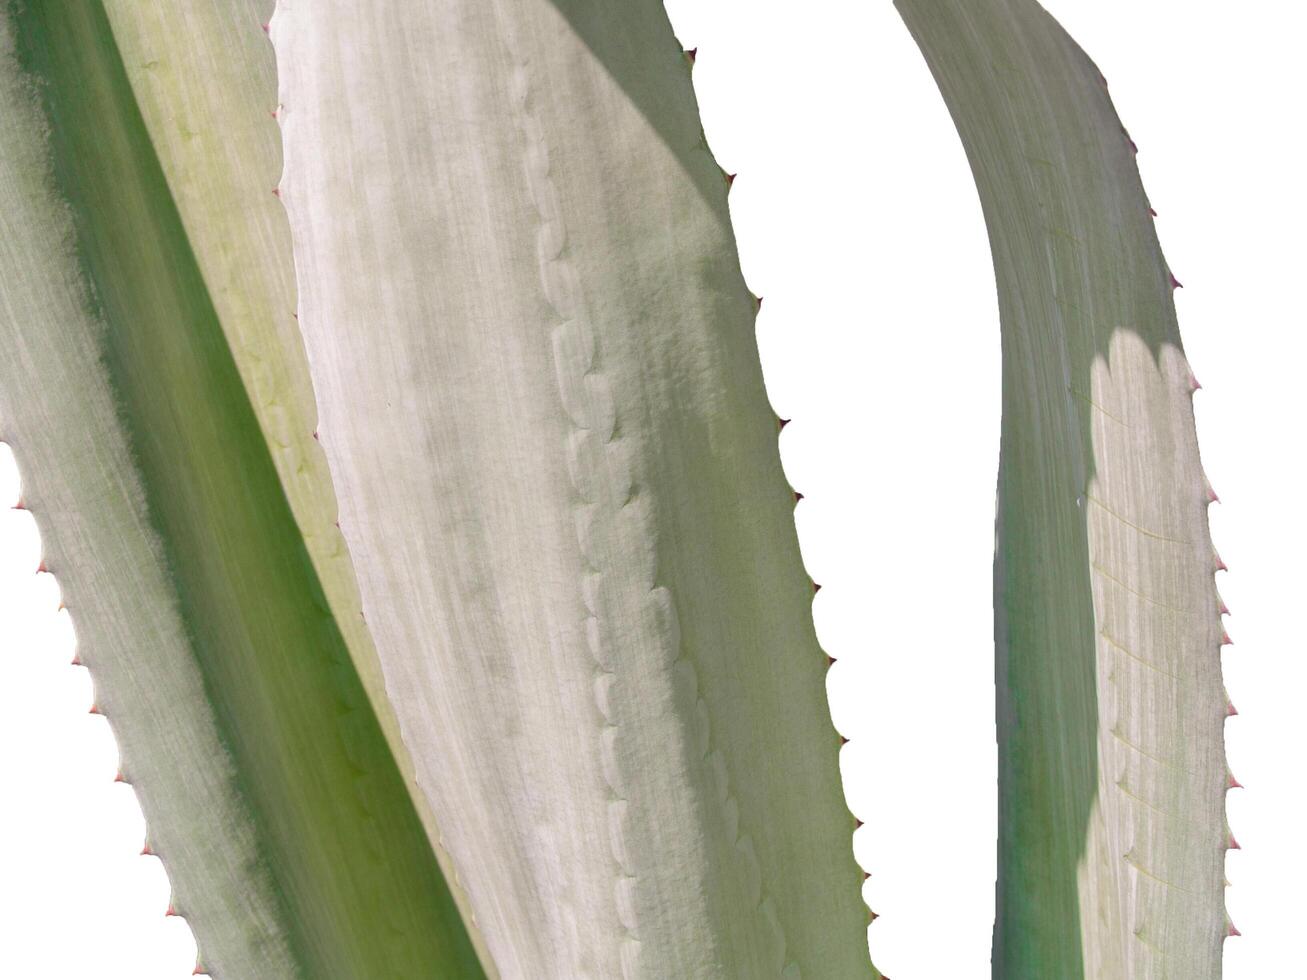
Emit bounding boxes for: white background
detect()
[1,1,1301,976]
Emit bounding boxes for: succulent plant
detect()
[0,0,1227,976]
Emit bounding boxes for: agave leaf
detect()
[896,1,1230,975]
[0,2,483,975]
[269,0,873,976]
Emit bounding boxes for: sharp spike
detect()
[1214,552,1227,572]
[1169,272,1184,289]
[812,581,822,594]
[839,735,849,746]
[1227,772,1243,790]
[793,491,804,503]
[88,703,101,715]
[1228,834,1241,851]
[113,770,125,783]
[271,187,281,198]
[1226,700,1238,717]
[777,417,791,432]
[260,22,269,33]
[165,903,178,917]
[1148,206,1158,217]
[13,497,26,510]
[1226,919,1241,938]
[1221,630,1233,647]
[684,47,697,66]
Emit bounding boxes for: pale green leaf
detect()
[270,0,874,976]
[896,1,1230,976]
[0,2,484,975]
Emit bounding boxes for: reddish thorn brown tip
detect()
[812,581,822,594]
[1148,207,1158,217]
[1128,138,1139,154]
[793,491,804,503]
[1228,773,1243,790]
[13,498,26,510]
[778,417,791,431]
[1215,555,1227,571]
[89,703,101,715]
[1227,701,1238,717]
[261,23,269,33]
[36,559,47,573]
[1228,922,1241,938]
[726,172,737,188]
[839,735,849,746]
[271,187,281,198]
[686,48,697,64]
[855,818,864,829]
[114,771,125,783]
[1221,630,1233,647]
[70,653,80,666]
[312,430,319,441]
[1219,599,1230,615]
[1207,487,1220,503]
[1228,834,1241,850]
[1170,273,1184,289]
[826,655,836,667]
[141,843,152,856]
[166,904,177,917]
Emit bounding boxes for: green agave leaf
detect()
[269,0,872,976]
[0,1,484,975]
[896,1,1231,976]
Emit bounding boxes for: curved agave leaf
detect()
[269,0,873,976]
[0,1,483,975]
[896,1,1231,976]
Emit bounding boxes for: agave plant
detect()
[0,0,1229,977]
